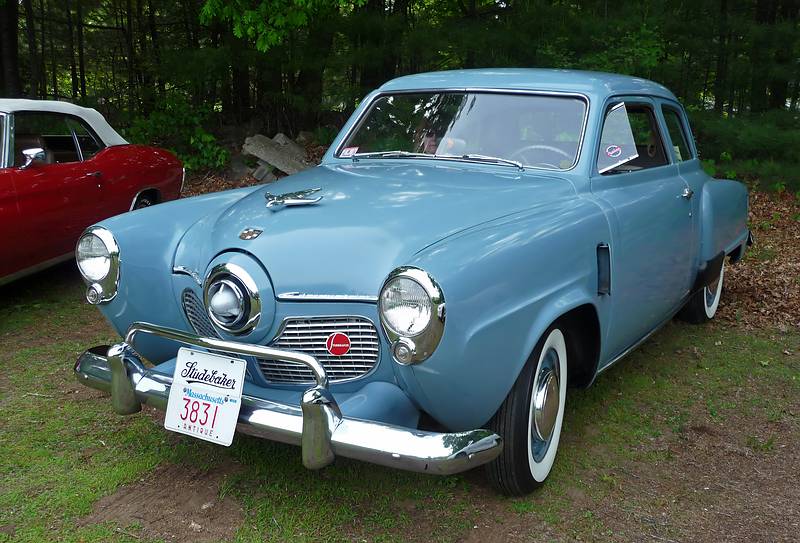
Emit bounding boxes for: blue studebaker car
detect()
[74,69,750,495]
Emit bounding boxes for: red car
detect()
[0,99,183,285]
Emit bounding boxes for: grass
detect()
[0,264,798,542]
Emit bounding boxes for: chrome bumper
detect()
[74,322,502,475]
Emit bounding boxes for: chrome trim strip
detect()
[74,323,503,475]
[333,88,590,173]
[172,265,202,285]
[0,252,73,287]
[276,292,379,303]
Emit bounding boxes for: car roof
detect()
[0,99,128,146]
[378,68,678,102]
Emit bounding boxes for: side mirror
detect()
[21,147,46,169]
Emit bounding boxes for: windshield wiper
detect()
[436,153,524,171]
[352,150,430,160]
[352,150,524,171]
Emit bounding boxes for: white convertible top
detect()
[0,99,128,146]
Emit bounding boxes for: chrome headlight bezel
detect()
[378,267,445,365]
[76,226,120,305]
[203,263,261,335]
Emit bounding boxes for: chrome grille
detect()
[182,289,220,339]
[258,316,380,383]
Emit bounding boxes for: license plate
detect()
[164,348,246,447]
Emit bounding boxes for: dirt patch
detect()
[590,392,800,542]
[77,462,245,542]
[719,191,800,332]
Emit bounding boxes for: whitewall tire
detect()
[487,326,568,495]
[678,260,725,324]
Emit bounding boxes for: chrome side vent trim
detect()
[182,289,220,339]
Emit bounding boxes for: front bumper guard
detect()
[74,322,502,475]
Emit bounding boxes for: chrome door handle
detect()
[681,187,694,199]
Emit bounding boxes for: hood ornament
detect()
[265,187,323,210]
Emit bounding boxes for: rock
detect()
[272,132,308,162]
[242,134,311,175]
[295,131,314,144]
[252,161,277,183]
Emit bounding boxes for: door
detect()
[591,98,694,360]
[11,111,104,266]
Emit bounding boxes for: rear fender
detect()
[699,180,749,263]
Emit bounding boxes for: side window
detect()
[599,102,669,174]
[13,112,80,166]
[66,118,104,160]
[662,108,693,162]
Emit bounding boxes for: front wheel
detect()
[678,260,725,324]
[486,327,568,495]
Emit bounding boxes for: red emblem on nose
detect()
[325,332,351,356]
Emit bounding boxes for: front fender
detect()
[93,187,261,360]
[699,179,749,262]
[397,198,610,431]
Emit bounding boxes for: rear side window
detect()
[13,112,80,165]
[662,108,693,162]
[66,117,103,160]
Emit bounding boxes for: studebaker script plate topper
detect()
[73,69,750,495]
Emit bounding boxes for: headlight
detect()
[76,227,120,304]
[77,233,111,281]
[380,276,432,336]
[378,267,445,365]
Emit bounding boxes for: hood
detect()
[173,161,575,296]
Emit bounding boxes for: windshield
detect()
[338,92,587,170]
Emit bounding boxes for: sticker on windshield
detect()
[605,145,622,159]
[340,146,359,158]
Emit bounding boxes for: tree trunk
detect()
[768,0,797,109]
[20,0,39,98]
[48,13,57,99]
[749,0,776,113]
[0,0,22,97]
[76,0,87,100]
[64,0,79,99]
[713,0,728,113]
[295,7,337,129]
[147,0,164,95]
[124,0,138,112]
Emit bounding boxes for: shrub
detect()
[126,94,230,171]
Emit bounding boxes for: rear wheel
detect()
[486,326,567,496]
[678,260,725,324]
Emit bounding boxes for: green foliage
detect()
[692,110,800,191]
[200,0,361,52]
[126,95,229,171]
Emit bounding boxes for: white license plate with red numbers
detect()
[164,348,246,447]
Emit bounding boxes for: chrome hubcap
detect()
[705,278,720,306]
[531,348,561,462]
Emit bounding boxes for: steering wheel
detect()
[508,145,571,168]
